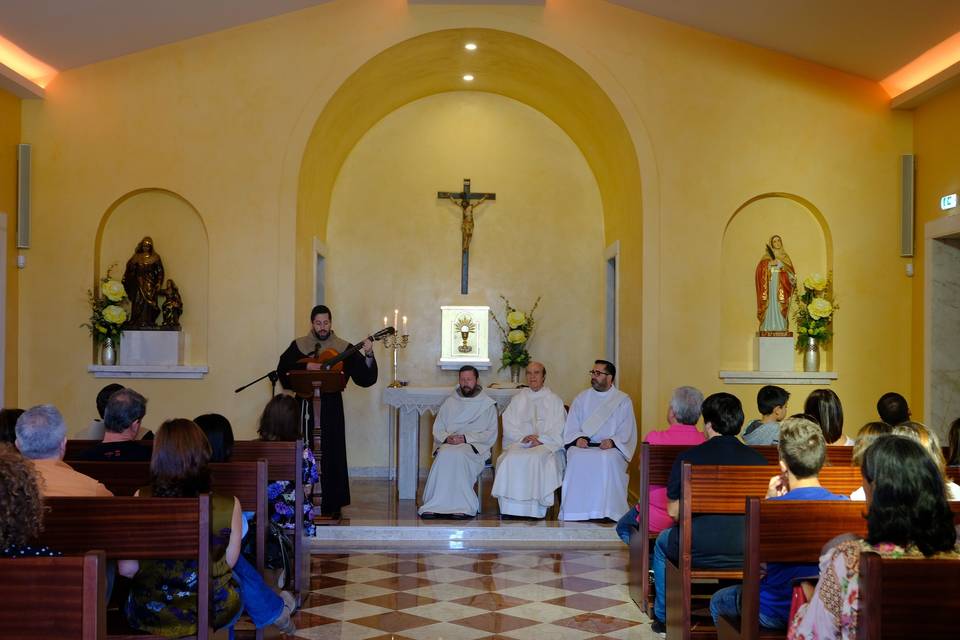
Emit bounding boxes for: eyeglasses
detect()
[588,370,611,377]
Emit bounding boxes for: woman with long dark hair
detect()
[803,389,850,445]
[788,436,959,639]
[259,394,319,534]
[120,419,242,636]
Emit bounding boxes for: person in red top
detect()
[616,386,705,544]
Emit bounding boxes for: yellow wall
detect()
[0,87,19,406]
[912,82,960,420]
[17,0,913,458]
[327,91,604,468]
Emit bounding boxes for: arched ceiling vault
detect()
[297,27,642,253]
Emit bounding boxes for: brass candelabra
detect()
[384,332,410,388]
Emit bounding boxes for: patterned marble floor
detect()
[288,549,656,639]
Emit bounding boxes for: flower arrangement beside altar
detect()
[83,265,128,364]
[793,272,837,371]
[491,295,541,381]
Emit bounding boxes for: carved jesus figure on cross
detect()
[438,178,496,294]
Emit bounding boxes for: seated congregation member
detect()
[709,417,848,630]
[258,395,319,535]
[892,422,959,498]
[491,361,566,519]
[120,420,245,636]
[419,366,498,519]
[0,407,24,444]
[560,360,637,522]
[79,388,151,461]
[804,388,851,445]
[15,404,112,497]
[742,385,790,445]
[193,413,297,634]
[946,417,960,467]
[195,413,234,463]
[788,436,960,639]
[850,421,892,468]
[616,386,704,545]
[73,383,123,439]
[0,443,61,558]
[876,391,910,427]
[649,392,766,635]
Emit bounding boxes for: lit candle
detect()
[402,315,408,335]
[383,315,388,328]
[394,309,399,329]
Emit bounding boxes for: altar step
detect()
[309,521,622,550]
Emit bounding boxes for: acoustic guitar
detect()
[298,326,396,370]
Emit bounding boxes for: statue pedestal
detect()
[119,330,181,366]
[755,335,794,372]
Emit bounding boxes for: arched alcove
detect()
[95,188,209,364]
[327,91,605,470]
[720,193,833,370]
[295,27,644,357]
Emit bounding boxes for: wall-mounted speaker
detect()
[900,154,915,257]
[16,143,30,249]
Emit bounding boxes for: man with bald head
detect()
[491,362,567,518]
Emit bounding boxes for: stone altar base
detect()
[120,330,181,366]
[755,335,794,372]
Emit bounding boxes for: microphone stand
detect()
[235,370,278,395]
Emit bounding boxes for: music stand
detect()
[288,369,347,520]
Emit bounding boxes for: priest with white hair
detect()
[559,359,637,521]
[419,365,499,519]
[491,361,567,518]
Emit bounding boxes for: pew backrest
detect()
[66,460,269,573]
[231,439,306,596]
[858,552,960,639]
[63,439,152,460]
[38,496,211,638]
[0,550,106,640]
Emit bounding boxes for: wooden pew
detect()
[718,499,960,640]
[629,443,857,614]
[858,551,960,639]
[231,440,307,599]
[666,464,864,640]
[0,550,107,640]
[38,496,213,640]
[67,460,268,575]
[66,437,308,596]
[64,439,152,460]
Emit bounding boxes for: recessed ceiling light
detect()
[464,43,478,51]
[463,74,475,82]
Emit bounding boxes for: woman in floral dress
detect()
[258,394,319,536]
[788,436,959,639]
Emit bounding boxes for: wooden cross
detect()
[437,178,496,294]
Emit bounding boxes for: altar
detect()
[382,385,522,499]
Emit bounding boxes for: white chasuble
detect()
[491,386,567,518]
[559,385,638,521]
[418,388,498,516]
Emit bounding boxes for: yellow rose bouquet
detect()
[83,265,129,344]
[793,272,837,350]
[490,295,541,370]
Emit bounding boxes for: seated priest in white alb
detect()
[559,359,637,521]
[491,361,567,518]
[419,365,499,520]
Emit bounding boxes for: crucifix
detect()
[438,178,496,294]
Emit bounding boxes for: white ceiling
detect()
[0,0,959,82]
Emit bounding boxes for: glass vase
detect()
[803,337,819,372]
[510,364,521,384]
[101,337,117,366]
